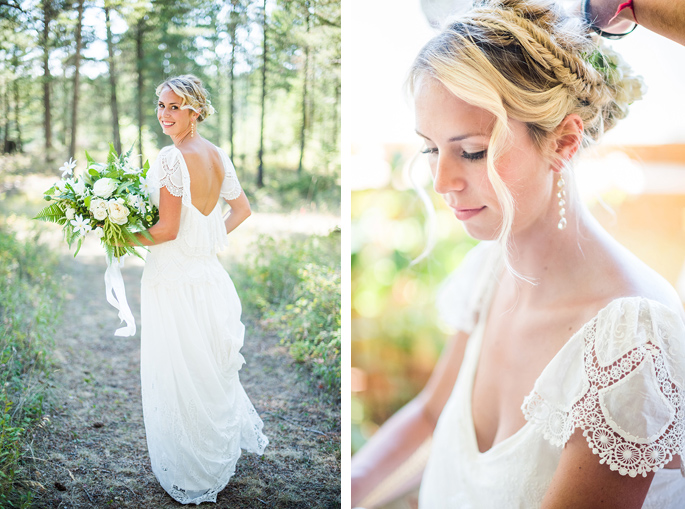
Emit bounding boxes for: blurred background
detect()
[350,0,685,506]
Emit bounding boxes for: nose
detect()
[432,155,466,195]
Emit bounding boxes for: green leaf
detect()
[107,143,118,164]
[88,168,99,177]
[123,144,134,161]
[85,150,95,167]
[73,237,83,257]
[84,196,91,208]
[34,203,66,224]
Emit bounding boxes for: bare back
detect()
[177,140,225,216]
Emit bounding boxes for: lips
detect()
[161,121,175,127]
[453,206,485,221]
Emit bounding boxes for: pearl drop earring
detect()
[190,122,195,138]
[557,174,567,230]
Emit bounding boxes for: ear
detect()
[551,114,583,172]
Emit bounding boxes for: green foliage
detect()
[233,232,340,396]
[351,184,476,453]
[256,170,340,213]
[277,263,340,391]
[32,202,66,225]
[0,228,63,507]
[0,0,340,197]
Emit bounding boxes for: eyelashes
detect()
[463,149,487,161]
[421,147,487,161]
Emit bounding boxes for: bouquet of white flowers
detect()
[35,144,158,261]
[35,144,158,337]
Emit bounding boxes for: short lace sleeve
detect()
[436,241,500,334]
[523,297,685,478]
[158,147,184,197]
[218,149,242,201]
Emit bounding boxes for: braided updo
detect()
[156,74,215,122]
[408,0,644,277]
[410,0,643,148]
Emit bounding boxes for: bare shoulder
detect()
[175,140,222,170]
[603,236,683,318]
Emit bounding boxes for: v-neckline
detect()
[464,255,642,456]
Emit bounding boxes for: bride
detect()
[351,0,685,507]
[134,74,268,504]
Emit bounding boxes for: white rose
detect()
[89,198,108,221]
[65,207,76,220]
[108,200,130,225]
[93,226,104,238]
[72,179,87,197]
[92,177,118,199]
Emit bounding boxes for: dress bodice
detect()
[143,145,242,286]
[419,242,685,508]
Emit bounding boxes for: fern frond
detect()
[34,203,66,225]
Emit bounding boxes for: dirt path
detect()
[24,235,341,508]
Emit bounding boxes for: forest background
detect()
[0,0,340,202]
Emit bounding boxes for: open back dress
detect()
[140,144,268,505]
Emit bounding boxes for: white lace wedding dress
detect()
[420,241,685,508]
[140,145,268,505]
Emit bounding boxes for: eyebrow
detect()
[415,130,486,142]
[158,101,180,105]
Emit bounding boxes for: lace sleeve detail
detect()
[159,148,184,197]
[219,149,242,201]
[523,298,685,478]
[436,241,500,334]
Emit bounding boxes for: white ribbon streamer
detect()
[104,257,136,337]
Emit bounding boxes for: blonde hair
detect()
[408,0,643,278]
[156,74,215,122]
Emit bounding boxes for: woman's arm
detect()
[223,190,251,235]
[541,429,655,509]
[134,187,182,246]
[351,330,470,506]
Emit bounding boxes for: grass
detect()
[0,227,63,508]
[232,230,341,397]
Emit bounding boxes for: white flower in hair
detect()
[590,43,645,111]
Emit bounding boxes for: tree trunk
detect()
[136,18,144,163]
[3,87,9,153]
[13,78,21,152]
[228,15,236,162]
[42,1,52,161]
[105,2,121,154]
[12,47,21,152]
[257,0,267,188]
[61,65,69,146]
[298,2,311,175]
[331,80,340,152]
[69,0,85,160]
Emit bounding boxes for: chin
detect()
[461,223,500,242]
